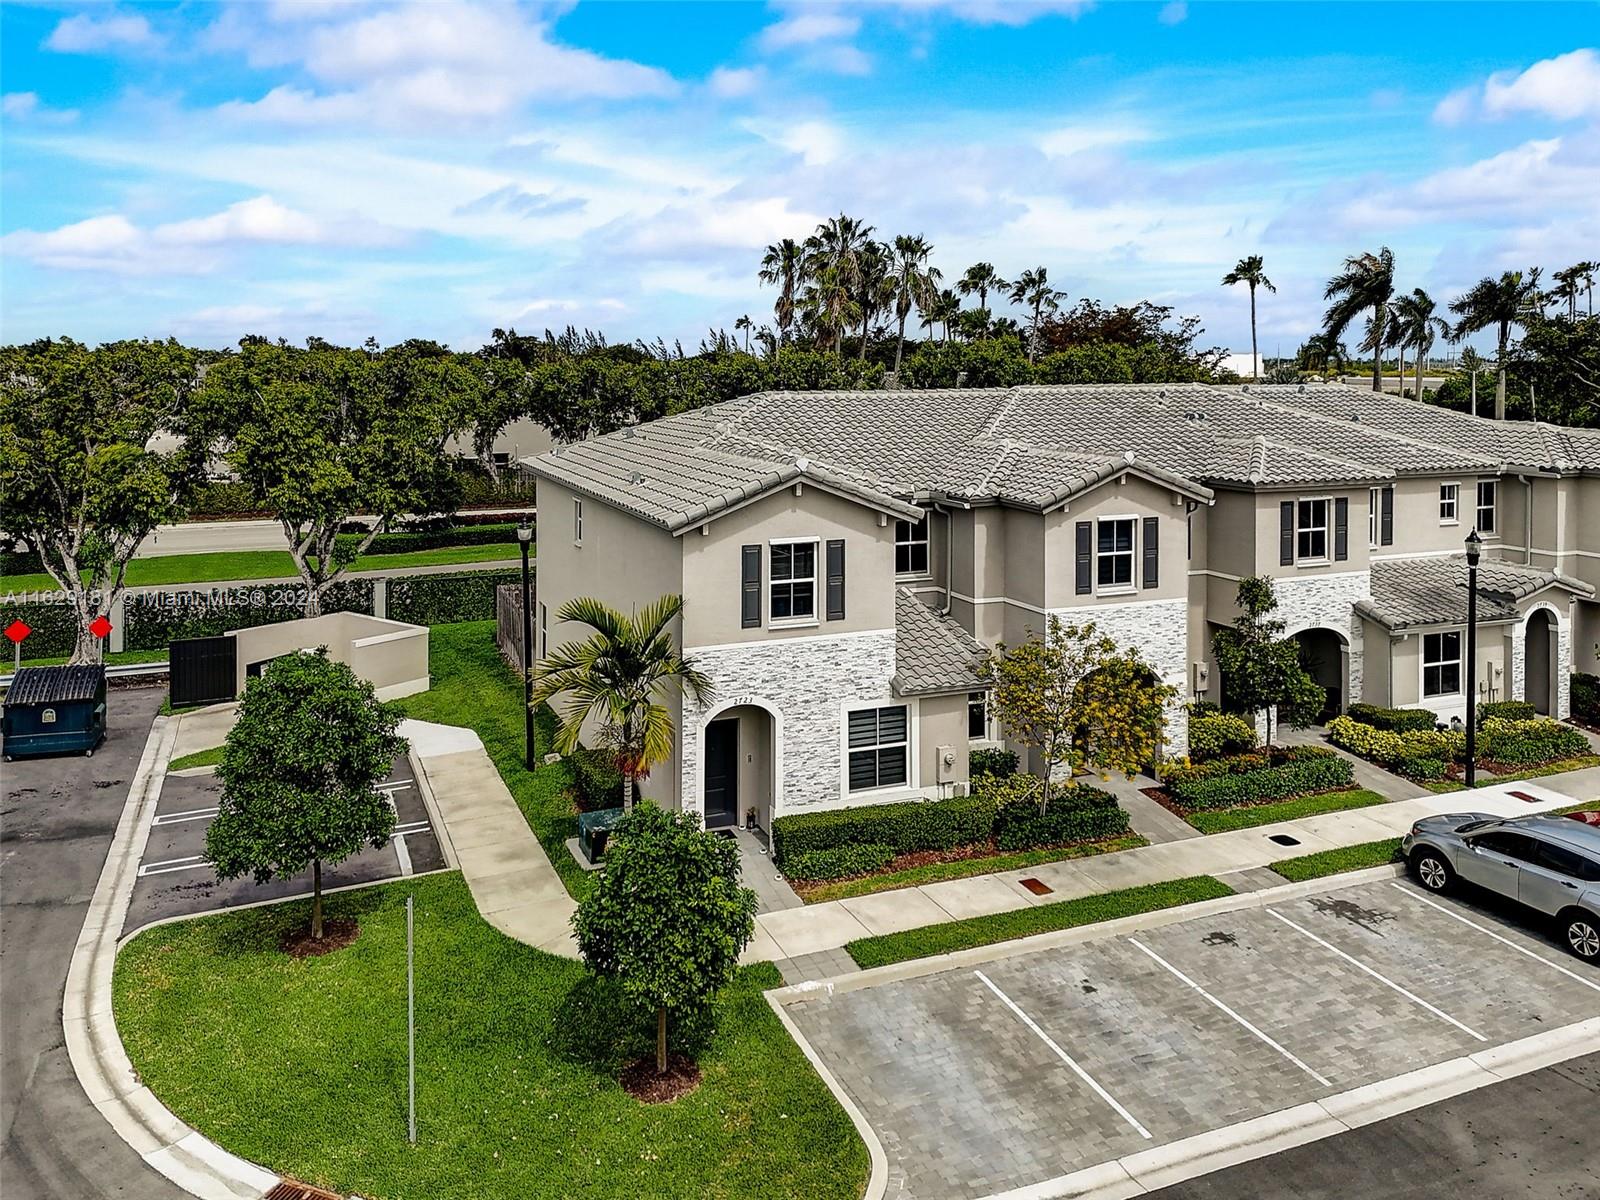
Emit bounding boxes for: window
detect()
[1468,831,1539,862]
[1368,487,1381,548]
[895,514,930,575]
[539,602,548,659]
[1535,840,1600,882]
[1096,517,1136,590]
[1477,480,1498,534]
[573,498,584,543]
[1422,630,1462,697]
[1439,483,1459,524]
[848,705,909,791]
[1296,498,1329,562]
[769,540,817,622]
[968,692,990,740]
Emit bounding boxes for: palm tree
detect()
[757,238,805,345]
[534,595,713,811]
[852,240,894,360]
[1392,288,1450,399]
[804,214,873,356]
[1220,255,1275,383]
[890,234,940,377]
[1009,266,1063,362]
[1450,268,1542,419]
[1552,264,1587,320]
[1298,332,1347,378]
[1322,247,1396,392]
[1580,261,1598,316]
[734,314,752,352]
[933,288,962,342]
[956,263,1009,339]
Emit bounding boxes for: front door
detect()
[704,719,739,829]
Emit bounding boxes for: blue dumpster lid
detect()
[5,665,105,706]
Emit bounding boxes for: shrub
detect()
[983,774,1130,850]
[1479,716,1589,765]
[1330,715,1406,763]
[969,747,1020,781]
[334,522,525,557]
[1160,745,1352,810]
[1479,700,1536,723]
[1394,753,1449,781]
[772,793,995,867]
[569,747,624,811]
[1,543,44,576]
[123,580,374,650]
[1329,716,1466,775]
[386,570,520,625]
[0,595,81,657]
[1572,673,1600,724]
[1347,703,1438,733]
[1187,708,1257,762]
[785,843,896,881]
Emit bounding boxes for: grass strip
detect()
[1270,838,1404,882]
[796,835,1147,904]
[1183,788,1388,834]
[844,875,1233,970]
[167,745,225,772]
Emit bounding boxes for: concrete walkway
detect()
[400,719,578,958]
[169,702,239,760]
[748,778,1594,964]
[1097,772,1202,844]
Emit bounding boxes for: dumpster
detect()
[2,665,107,760]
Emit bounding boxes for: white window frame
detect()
[967,691,993,743]
[895,513,931,577]
[1368,486,1381,549]
[843,701,914,795]
[1422,629,1463,699]
[1439,482,1460,525]
[1095,514,1138,595]
[1476,479,1497,535]
[767,536,819,628]
[1296,496,1331,564]
[573,498,584,545]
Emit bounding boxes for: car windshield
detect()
[1454,819,1500,834]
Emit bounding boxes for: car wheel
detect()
[1563,910,1600,962]
[1411,849,1453,893]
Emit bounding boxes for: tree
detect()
[1220,255,1275,383]
[1503,310,1600,425]
[0,338,203,664]
[533,594,713,809]
[573,803,756,1076]
[1296,332,1348,378]
[1211,576,1325,744]
[1392,288,1449,399]
[890,234,940,378]
[206,650,404,942]
[852,240,895,360]
[1009,267,1064,363]
[733,314,753,352]
[758,238,806,345]
[982,616,1172,812]
[1450,268,1543,420]
[1322,247,1396,392]
[803,214,872,356]
[193,338,479,616]
[1553,264,1586,321]
[957,263,1009,338]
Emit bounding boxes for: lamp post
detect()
[1464,528,1482,788]
[517,522,535,772]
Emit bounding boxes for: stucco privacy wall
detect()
[679,630,898,819]
[1274,570,1370,709]
[1055,596,1190,755]
[227,612,429,700]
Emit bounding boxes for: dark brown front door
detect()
[704,719,738,828]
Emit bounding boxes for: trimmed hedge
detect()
[983,774,1130,850]
[387,570,520,625]
[569,747,624,811]
[0,595,80,657]
[0,544,44,576]
[1347,703,1438,733]
[1188,708,1256,762]
[1160,745,1353,810]
[785,843,896,881]
[1327,716,1464,779]
[334,522,525,557]
[1573,673,1600,725]
[1479,700,1536,723]
[969,747,1019,782]
[123,580,374,650]
[1479,716,1589,765]
[771,793,996,867]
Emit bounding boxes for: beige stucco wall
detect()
[1252,487,1371,581]
[1204,490,1256,581]
[1359,617,1394,706]
[1375,477,1503,560]
[1386,625,1508,721]
[915,692,972,795]
[1043,475,1189,610]
[229,612,429,701]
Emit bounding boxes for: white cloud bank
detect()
[45,11,160,53]
[1435,48,1600,124]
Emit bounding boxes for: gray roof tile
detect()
[892,589,988,696]
[1357,556,1592,630]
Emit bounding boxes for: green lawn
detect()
[114,873,867,1200]
[167,745,225,772]
[1,542,519,593]
[1270,838,1405,882]
[845,876,1232,969]
[796,835,1147,904]
[11,647,170,668]
[395,621,592,899]
[1419,754,1600,794]
[1183,788,1389,834]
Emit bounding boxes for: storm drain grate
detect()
[265,1181,343,1200]
[1510,790,1539,804]
[1268,834,1301,847]
[1019,877,1053,896]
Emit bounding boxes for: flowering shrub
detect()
[1159,745,1351,809]
[1187,708,1257,762]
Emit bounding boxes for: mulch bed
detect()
[280,918,360,959]
[620,1055,702,1104]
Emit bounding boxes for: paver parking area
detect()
[126,755,446,931]
[784,876,1600,1200]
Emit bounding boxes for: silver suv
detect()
[1401,812,1600,962]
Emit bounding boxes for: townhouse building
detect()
[527,382,1600,830]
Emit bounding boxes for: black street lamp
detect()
[1464,528,1482,787]
[517,522,536,772]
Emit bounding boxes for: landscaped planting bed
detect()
[1146,743,1364,832]
[1329,709,1594,785]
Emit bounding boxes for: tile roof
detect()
[892,589,988,696]
[527,382,1593,530]
[1356,556,1593,630]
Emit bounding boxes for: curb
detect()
[63,713,279,1200]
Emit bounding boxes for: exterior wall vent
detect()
[629,471,645,484]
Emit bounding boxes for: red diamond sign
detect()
[88,615,113,639]
[4,619,30,644]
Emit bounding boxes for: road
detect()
[135,506,536,557]
[0,686,192,1200]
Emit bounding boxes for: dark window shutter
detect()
[1141,517,1159,589]
[1279,501,1294,565]
[741,545,761,628]
[826,538,845,620]
[1334,497,1349,561]
[1075,521,1092,594]
[1380,486,1394,546]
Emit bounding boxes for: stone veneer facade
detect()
[1055,596,1191,756]
[1273,570,1371,710]
[1508,601,1573,720]
[678,629,900,819]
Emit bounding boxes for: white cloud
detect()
[45,12,159,54]
[1432,85,1476,126]
[758,11,861,52]
[1039,122,1152,157]
[1434,49,1600,125]
[743,118,848,166]
[707,66,766,99]
[1158,2,1188,25]
[882,0,1095,26]
[0,92,77,124]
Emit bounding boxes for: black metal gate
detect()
[169,636,237,707]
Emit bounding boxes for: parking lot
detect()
[126,754,447,931]
[785,876,1600,1200]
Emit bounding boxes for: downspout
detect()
[1517,473,1532,566]
[931,500,955,616]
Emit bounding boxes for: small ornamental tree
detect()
[573,803,756,1078]
[205,650,405,943]
[1211,575,1326,744]
[1076,654,1178,780]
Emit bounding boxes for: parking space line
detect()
[1267,909,1488,1042]
[1386,883,1600,995]
[152,806,218,826]
[1127,938,1333,1087]
[973,969,1153,1140]
[137,854,209,877]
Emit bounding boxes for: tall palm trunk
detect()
[1495,323,1509,420]
[1249,284,1259,383]
[1396,343,1406,395]
[1414,347,1424,401]
[1370,305,1384,392]
[894,310,908,377]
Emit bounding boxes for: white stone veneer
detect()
[1053,597,1190,755]
[679,630,898,819]
[1508,601,1572,719]
[1274,570,1370,708]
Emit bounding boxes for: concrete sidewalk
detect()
[750,778,1595,964]
[400,719,579,958]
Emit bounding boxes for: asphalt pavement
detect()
[0,686,192,1200]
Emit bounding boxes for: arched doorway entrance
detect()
[1292,627,1347,722]
[699,702,778,832]
[1524,609,1556,715]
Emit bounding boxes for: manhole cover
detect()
[1019,877,1053,896]
[1268,834,1301,846]
[266,1181,343,1200]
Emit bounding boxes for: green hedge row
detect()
[569,747,624,811]
[985,774,1131,850]
[1573,673,1600,724]
[785,843,896,882]
[0,596,81,656]
[1479,700,1537,722]
[334,522,526,556]
[1188,708,1257,762]
[1160,745,1352,809]
[969,747,1019,782]
[386,570,520,625]
[0,545,44,576]
[123,581,375,649]
[1347,703,1438,733]
[1480,716,1589,764]
[771,792,996,866]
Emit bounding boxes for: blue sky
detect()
[2,2,1597,360]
